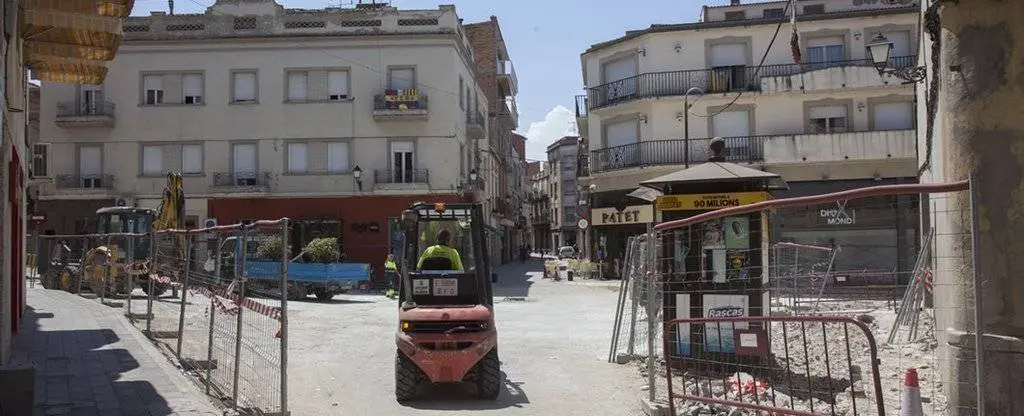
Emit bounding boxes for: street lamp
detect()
[352,165,363,191]
[866,33,926,84]
[682,87,704,168]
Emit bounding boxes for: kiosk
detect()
[640,145,787,366]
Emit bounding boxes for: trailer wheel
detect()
[313,288,333,301]
[395,350,423,402]
[142,281,169,298]
[475,348,502,400]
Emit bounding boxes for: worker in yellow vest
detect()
[384,253,399,299]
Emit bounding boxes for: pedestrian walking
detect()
[384,253,399,299]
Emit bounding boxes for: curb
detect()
[638,393,671,416]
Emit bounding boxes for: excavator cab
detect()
[393,202,500,401]
[94,206,156,261]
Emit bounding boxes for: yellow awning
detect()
[23,0,136,19]
[25,40,117,62]
[21,8,124,49]
[30,61,109,85]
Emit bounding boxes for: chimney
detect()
[731,0,741,5]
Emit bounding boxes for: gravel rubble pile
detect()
[634,299,950,415]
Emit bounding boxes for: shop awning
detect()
[20,0,131,84]
[639,162,789,193]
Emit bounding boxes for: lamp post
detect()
[866,33,926,84]
[352,165,362,191]
[683,87,704,168]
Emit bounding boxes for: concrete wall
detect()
[922,0,1024,412]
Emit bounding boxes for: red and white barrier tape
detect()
[186,282,282,321]
[915,268,934,293]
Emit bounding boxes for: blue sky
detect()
[131,0,706,160]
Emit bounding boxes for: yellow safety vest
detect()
[416,245,464,271]
[384,260,398,271]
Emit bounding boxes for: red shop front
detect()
[207,194,469,284]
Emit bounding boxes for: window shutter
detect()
[288,72,308,101]
[327,71,348,100]
[233,72,257,102]
[327,142,349,173]
[143,146,164,175]
[183,74,203,104]
[288,143,308,173]
[182,145,203,174]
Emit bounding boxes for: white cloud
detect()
[519,105,576,161]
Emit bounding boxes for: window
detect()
[287,143,307,173]
[232,143,258,185]
[287,71,308,101]
[232,71,257,103]
[724,11,745,21]
[142,145,164,176]
[458,77,464,109]
[807,37,845,69]
[31,144,48,178]
[182,73,203,104]
[182,144,203,174]
[143,74,164,105]
[79,146,102,188]
[327,142,349,173]
[872,102,914,130]
[391,141,414,183]
[809,105,849,133]
[803,4,825,15]
[388,67,415,90]
[327,70,349,100]
[763,8,785,18]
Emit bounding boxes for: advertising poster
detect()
[726,250,748,280]
[723,216,750,250]
[675,294,692,356]
[702,220,727,283]
[703,294,749,353]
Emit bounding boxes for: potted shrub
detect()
[302,237,341,263]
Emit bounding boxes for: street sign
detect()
[577,219,589,230]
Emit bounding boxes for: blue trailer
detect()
[210,236,371,301]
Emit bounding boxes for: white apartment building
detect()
[546,136,580,250]
[576,0,921,276]
[33,0,488,282]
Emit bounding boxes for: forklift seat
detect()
[420,256,454,271]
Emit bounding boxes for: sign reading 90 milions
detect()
[656,191,769,211]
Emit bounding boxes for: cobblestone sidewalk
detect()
[8,287,222,416]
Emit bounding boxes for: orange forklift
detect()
[394,202,501,401]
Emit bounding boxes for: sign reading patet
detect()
[591,205,654,226]
[656,192,769,212]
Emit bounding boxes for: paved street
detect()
[287,258,645,415]
[8,288,222,416]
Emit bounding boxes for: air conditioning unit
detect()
[203,218,218,228]
[115,197,135,207]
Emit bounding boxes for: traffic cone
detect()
[900,368,924,416]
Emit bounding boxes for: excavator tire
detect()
[59,266,80,294]
[474,347,502,400]
[395,350,424,402]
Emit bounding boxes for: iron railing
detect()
[588,136,766,173]
[587,55,918,110]
[574,95,588,118]
[373,93,428,111]
[56,101,116,118]
[497,59,518,94]
[374,169,428,184]
[55,174,114,189]
[212,171,272,188]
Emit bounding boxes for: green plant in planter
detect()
[256,236,285,260]
[303,237,341,263]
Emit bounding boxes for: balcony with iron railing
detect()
[56,101,116,127]
[55,174,115,190]
[574,95,588,118]
[374,169,429,185]
[586,129,918,175]
[467,109,486,138]
[586,56,918,110]
[497,59,518,96]
[373,90,429,121]
[211,171,272,189]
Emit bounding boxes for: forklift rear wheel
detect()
[475,348,502,400]
[59,267,80,293]
[395,350,424,402]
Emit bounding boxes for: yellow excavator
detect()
[54,172,186,297]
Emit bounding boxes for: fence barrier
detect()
[34,219,291,415]
[609,180,985,414]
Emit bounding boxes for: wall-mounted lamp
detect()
[638,114,648,124]
[853,31,862,41]
[867,33,925,84]
[352,165,363,191]
[673,41,682,53]
[857,102,866,112]
[469,169,478,182]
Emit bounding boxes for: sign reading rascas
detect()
[590,205,654,226]
[656,191,769,212]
